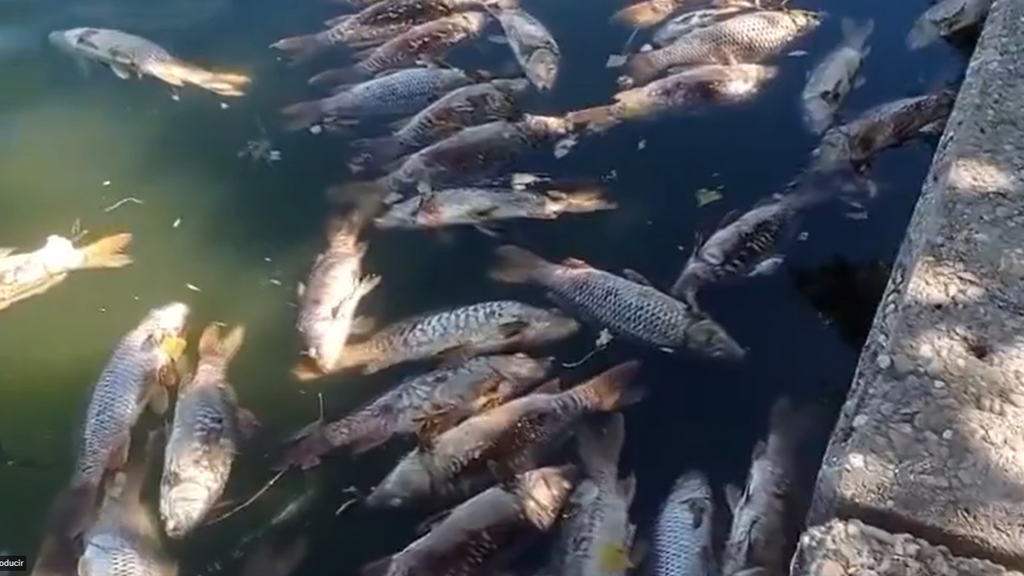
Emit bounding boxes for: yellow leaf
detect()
[598,542,633,572]
[159,336,188,359]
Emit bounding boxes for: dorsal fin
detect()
[561,256,592,269]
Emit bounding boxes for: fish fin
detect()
[0,247,15,258]
[198,323,247,363]
[489,244,552,284]
[561,256,592,269]
[275,424,331,471]
[236,407,262,440]
[474,224,501,237]
[308,67,364,88]
[534,378,562,395]
[349,136,404,171]
[269,33,327,64]
[280,100,325,131]
[621,268,652,286]
[351,314,377,335]
[544,187,617,215]
[77,232,133,269]
[414,507,455,535]
[840,17,874,49]
[291,357,326,382]
[559,361,646,412]
[747,256,784,277]
[611,0,669,27]
[414,193,444,225]
[487,34,509,45]
[147,384,170,415]
[577,413,626,477]
[854,75,866,89]
[619,473,637,502]
[624,52,659,85]
[359,555,394,576]
[109,63,132,80]
[325,180,392,211]
[724,483,742,513]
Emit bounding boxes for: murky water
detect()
[0,0,967,572]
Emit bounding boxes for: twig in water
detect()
[103,197,144,213]
[335,486,362,515]
[204,468,289,526]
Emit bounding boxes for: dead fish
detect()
[811,88,956,172]
[612,0,694,29]
[366,361,646,508]
[907,0,991,50]
[722,398,816,576]
[624,8,822,86]
[490,245,744,360]
[650,471,715,576]
[801,18,873,135]
[50,302,189,539]
[567,63,777,133]
[651,0,757,47]
[50,27,250,96]
[550,414,638,576]
[669,188,828,307]
[310,12,490,86]
[298,300,579,376]
[374,186,617,229]
[487,7,560,90]
[0,232,132,313]
[295,205,381,377]
[79,430,176,576]
[270,22,415,63]
[160,323,258,538]
[361,465,578,576]
[379,115,574,196]
[329,0,515,44]
[280,67,476,131]
[349,77,531,171]
[279,354,553,470]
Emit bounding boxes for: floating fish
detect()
[490,245,744,359]
[801,18,873,134]
[907,0,992,50]
[488,7,560,90]
[651,0,756,48]
[50,28,250,96]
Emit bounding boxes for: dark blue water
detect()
[0,0,968,572]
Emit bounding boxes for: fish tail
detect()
[197,323,246,364]
[576,413,626,477]
[270,32,329,63]
[77,232,133,269]
[840,17,874,49]
[611,0,668,27]
[906,15,940,50]
[349,136,404,171]
[276,423,333,471]
[489,244,553,284]
[147,60,252,97]
[560,360,646,413]
[281,99,326,131]
[325,180,394,220]
[624,53,659,85]
[308,67,363,88]
[546,186,618,215]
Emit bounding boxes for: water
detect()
[0,0,968,572]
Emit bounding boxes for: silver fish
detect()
[490,245,744,360]
[0,233,132,313]
[280,68,477,131]
[812,88,956,171]
[49,27,250,96]
[350,78,532,170]
[278,353,554,470]
[295,209,381,377]
[722,398,814,576]
[161,323,255,538]
[551,414,637,576]
[313,300,579,375]
[907,0,991,50]
[361,465,578,576]
[488,7,560,90]
[801,18,873,135]
[375,186,617,229]
[380,115,574,196]
[651,0,756,47]
[54,302,189,538]
[669,189,827,306]
[624,9,822,86]
[79,431,177,576]
[650,471,714,576]
[366,362,645,508]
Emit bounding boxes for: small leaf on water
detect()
[695,186,723,207]
[606,54,627,68]
[787,50,809,57]
[637,139,646,150]
[596,328,613,348]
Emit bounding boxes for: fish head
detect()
[801,97,834,135]
[671,470,712,503]
[49,28,103,58]
[685,317,745,360]
[724,64,778,97]
[140,302,191,361]
[787,9,825,31]
[38,234,81,271]
[511,464,578,529]
[364,457,432,509]
[520,310,580,344]
[521,114,573,141]
[811,127,852,171]
[306,317,357,373]
[495,77,533,96]
[160,479,214,538]
[525,48,559,91]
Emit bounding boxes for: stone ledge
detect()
[791,519,1022,576]
[806,0,1024,569]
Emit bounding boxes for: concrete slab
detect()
[806,0,1024,569]
[791,519,1022,576]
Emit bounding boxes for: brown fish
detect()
[270,22,415,63]
[612,0,694,28]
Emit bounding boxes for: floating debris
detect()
[695,186,724,207]
[606,54,628,68]
[103,197,144,212]
[186,283,202,292]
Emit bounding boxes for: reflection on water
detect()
[0,0,967,571]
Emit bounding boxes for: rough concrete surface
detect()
[792,520,1023,576]
[806,0,1024,569]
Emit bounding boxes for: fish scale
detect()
[356,13,487,76]
[399,80,526,149]
[333,68,475,117]
[651,471,714,576]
